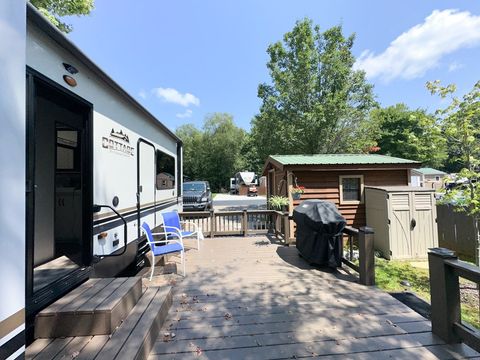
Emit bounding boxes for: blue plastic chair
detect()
[141,222,185,280]
[160,211,200,250]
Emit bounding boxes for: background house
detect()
[411,167,448,190]
[263,154,421,229]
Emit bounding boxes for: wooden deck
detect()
[149,235,480,359]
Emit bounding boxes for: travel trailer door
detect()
[26,71,93,316]
[137,140,156,234]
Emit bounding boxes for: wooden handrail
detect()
[178,209,291,241]
[429,248,480,352]
[445,258,480,284]
[343,226,359,236]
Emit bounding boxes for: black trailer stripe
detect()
[0,330,25,360]
[93,197,178,225]
[93,200,177,234]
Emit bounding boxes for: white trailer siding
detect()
[26,19,181,258]
[0,1,26,358]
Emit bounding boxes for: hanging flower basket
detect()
[292,192,302,200]
[291,186,305,200]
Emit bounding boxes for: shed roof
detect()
[412,167,447,176]
[270,154,420,166]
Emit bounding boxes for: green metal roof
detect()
[270,154,420,166]
[413,167,447,175]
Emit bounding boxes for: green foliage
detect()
[375,258,431,300]
[428,81,480,220]
[175,124,204,182]
[176,113,246,192]
[427,80,480,172]
[370,104,447,168]
[251,18,377,163]
[268,196,289,210]
[31,0,94,33]
[375,258,480,328]
[440,168,480,217]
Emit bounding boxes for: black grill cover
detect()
[293,200,346,268]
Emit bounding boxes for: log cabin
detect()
[263,154,421,229]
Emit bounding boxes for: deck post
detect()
[283,213,290,245]
[358,226,375,286]
[242,209,248,237]
[210,210,215,238]
[428,248,461,343]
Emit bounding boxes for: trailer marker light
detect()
[63,62,79,74]
[98,232,108,240]
[63,75,77,87]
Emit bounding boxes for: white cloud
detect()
[138,89,147,99]
[354,9,480,82]
[448,61,464,72]
[152,87,200,107]
[176,109,193,119]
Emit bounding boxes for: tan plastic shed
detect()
[365,186,438,260]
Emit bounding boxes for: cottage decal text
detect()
[102,129,134,156]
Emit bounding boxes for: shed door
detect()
[390,193,412,259]
[411,192,437,257]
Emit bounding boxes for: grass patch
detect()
[374,257,480,328]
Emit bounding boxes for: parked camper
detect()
[5,4,184,343]
[232,171,259,196]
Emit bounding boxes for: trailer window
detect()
[156,150,175,190]
[56,130,80,171]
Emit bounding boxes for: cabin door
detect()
[137,140,156,235]
[26,72,93,317]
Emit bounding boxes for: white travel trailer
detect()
[1,3,184,353]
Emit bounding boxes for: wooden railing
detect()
[341,226,375,286]
[179,210,291,241]
[429,248,480,352]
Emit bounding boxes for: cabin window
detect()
[339,175,364,204]
[156,150,175,190]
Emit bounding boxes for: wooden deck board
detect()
[150,235,480,359]
[35,277,142,338]
[77,277,127,311]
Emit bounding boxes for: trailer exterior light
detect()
[98,232,108,240]
[63,75,77,87]
[63,62,79,74]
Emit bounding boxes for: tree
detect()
[175,124,204,181]
[429,81,480,266]
[175,113,246,192]
[370,104,447,168]
[427,80,480,172]
[30,0,94,33]
[251,19,377,164]
[201,114,246,191]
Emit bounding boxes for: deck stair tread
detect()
[35,277,142,338]
[26,286,173,360]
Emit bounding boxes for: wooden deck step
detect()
[26,286,173,360]
[34,277,142,338]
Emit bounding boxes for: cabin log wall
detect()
[269,167,409,228]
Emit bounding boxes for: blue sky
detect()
[66,1,480,131]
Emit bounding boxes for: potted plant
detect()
[268,195,289,211]
[291,186,305,200]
